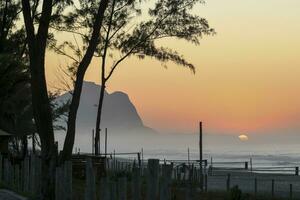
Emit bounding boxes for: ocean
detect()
[55,130,300,171]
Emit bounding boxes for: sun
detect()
[238,134,249,141]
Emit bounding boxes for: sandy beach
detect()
[206,169,300,198]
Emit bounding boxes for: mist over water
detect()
[53,81,300,168]
[55,130,300,168]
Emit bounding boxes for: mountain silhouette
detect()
[56,81,154,135]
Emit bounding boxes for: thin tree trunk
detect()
[21,135,28,159]
[94,0,116,155]
[60,0,109,162]
[95,83,106,155]
[30,56,56,200]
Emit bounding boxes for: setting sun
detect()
[238,134,249,141]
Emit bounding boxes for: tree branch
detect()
[101,0,116,83]
[21,0,35,45]
[50,25,87,39]
[36,0,53,53]
[106,1,200,81]
[51,45,79,63]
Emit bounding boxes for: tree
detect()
[0,0,34,158]
[0,55,34,158]
[0,0,65,159]
[21,0,109,198]
[20,0,213,198]
[54,0,214,154]
[92,0,215,154]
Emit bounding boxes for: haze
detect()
[46,0,300,135]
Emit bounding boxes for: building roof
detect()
[0,129,12,136]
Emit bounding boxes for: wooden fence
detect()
[1,153,300,199]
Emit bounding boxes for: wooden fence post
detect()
[210,157,213,176]
[185,187,193,200]
[290,184,293,200]
[199,122,203,191]
[0,154,2,182]
[226,174,231,191]
[118,177,127,200]
[110,180,117,200]
[245,162,248,170]
[64,161,72,200]
[30,154,36,194]
[100,177,110,200]
[36,156,42,197]
[13,164,16,189]
[23,156,30,193]
[105,128,108,158]
[132,167,141,200]
[271,179,275,197]
[204,174,208,192]
[55,166,63,200]
[254,177,257,197]
[15,164,20,191]
[138,153,141,169]
[3,158,10,186]
[160,164,173,200]
[85,158,96,200]
[146,159,159,200]
[3,158,9,186]
[295,167,299,176]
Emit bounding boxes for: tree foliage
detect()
[0,0,70,157]
[50,0,214,154]
[0,0,33,157]
[52,0,214,79]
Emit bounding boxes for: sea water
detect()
[54,130,300,171]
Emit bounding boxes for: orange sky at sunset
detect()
[46,0,300,135]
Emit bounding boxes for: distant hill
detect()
[56,81,155,135]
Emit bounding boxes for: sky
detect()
[46,0,300,135]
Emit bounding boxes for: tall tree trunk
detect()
[94,0,116,155]
[95,83,106,155]
[22,0,56,199]
[60,0,109,162]
[30,54,56,200]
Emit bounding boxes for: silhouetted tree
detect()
[21,0,109,198]
[0,55,34,157]
[0,0,69,158]
[19,0,214,198]
[52,0,214,154]
[0,0,34,158]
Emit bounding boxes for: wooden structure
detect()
[0,129,12,154]
[72,155,107,179]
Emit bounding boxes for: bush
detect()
[229,185,242,200]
